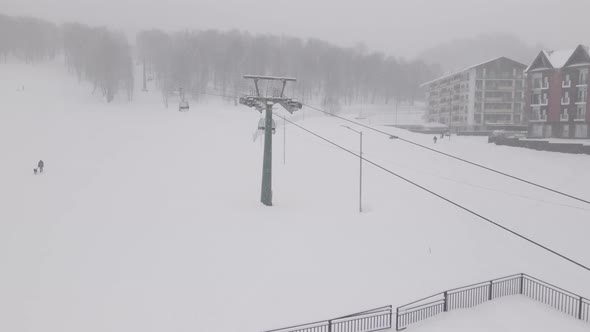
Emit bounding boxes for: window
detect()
[576,105,587,120]
[532,73,543,89]
[543,76,549,89]
[561,109,569,121]
[577,88,587,103]
[532,107,545,121]
[542,93,548,105]
[563,74,571,87]
[579,69,588,85]
[562,91,570,105]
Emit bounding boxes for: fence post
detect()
[388,305,392,329]
[579,297,584,320]
[444,291,448,312]
[328,320,332,332]
[488,281,493,301]
[519,274,524,295]
[395,307,399,331]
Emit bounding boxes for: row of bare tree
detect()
[0,14,133,103]
[137,29,441,110]
[63,24,133,102]
[0,13,442,107]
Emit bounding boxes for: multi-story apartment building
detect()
[422,57,527,131]
[525,45,590,138]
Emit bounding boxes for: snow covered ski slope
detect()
[1,61,590,332]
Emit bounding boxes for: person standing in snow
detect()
[433,136,438,144]
[38,160,44,173]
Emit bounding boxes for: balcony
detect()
[577,79,588,87]
[560,113,569,122]
[530,113,547,122]
[561,97,571,105]
[563,80,572,88]
[484,96,513,103]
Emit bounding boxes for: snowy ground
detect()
[1,60,590,332]
[412,296,590,332]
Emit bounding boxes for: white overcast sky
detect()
[2,0,589,58]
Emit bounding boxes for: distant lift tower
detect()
[240,75,302,206]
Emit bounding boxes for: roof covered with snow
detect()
[543,49,576,69]
[526,45,590,72]
[420,57,526,87]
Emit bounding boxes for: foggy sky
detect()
[2,0,589,58]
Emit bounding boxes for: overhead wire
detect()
[302,103,590,206]
[273,112,590,273]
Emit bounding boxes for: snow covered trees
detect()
[136,29,440,108]
[63,24,133,103]
[0,14,134,103]
[0,14,59,63]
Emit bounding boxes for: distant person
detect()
[433,136,438,144]
[38,160,44,173]
[440,132,444,139]
[33,168,38,175]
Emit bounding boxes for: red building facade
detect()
[525,45,590,138]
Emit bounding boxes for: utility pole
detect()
[395,100,399,126]
[342,126,363,213]
[240,75,302,206]
[359,131,363,213]
[142,58,148,92]
[283,117,286,165]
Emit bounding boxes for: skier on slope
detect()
[38,160,44,173]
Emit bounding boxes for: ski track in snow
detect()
[1,60,590,332]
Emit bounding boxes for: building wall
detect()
[547,70,563,123]
[467,68,477,127]
[424,58,525,131]
[526,67,590,139]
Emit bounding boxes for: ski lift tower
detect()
[239,75,302,206]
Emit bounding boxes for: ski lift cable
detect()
[302,103,590,206]
[359,150,590,212]
[274,112,590,274]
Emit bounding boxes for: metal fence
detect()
[395,273,590,330]
[262,306,392,332]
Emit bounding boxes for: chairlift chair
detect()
[257,118,276,134]
[179,100,190,112]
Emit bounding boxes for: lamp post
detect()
[341,125,363,213]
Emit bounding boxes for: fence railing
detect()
[396,273,590,330]
[262,306,392,332]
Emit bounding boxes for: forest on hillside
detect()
[137,29,441,110]
[0,13,442,108]
[0,14,133,103]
